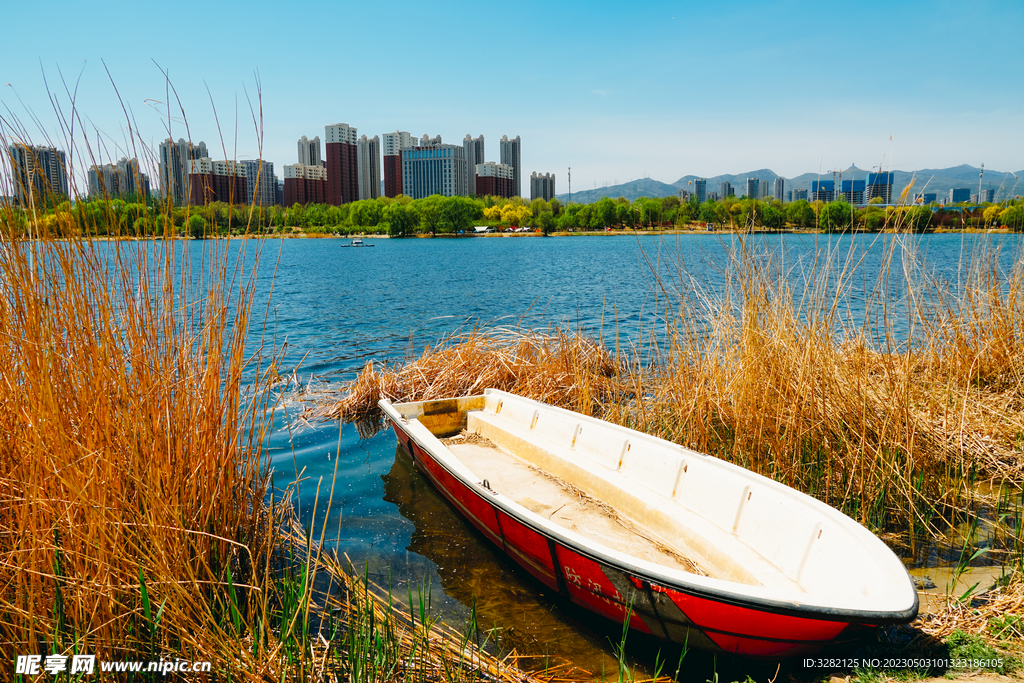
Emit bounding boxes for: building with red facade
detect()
[475,162,514,198]
[187,158,248,206]
[325,123,358,205]
[382,131,413,197]
[282,164,327,206]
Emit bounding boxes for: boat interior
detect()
[390,390,910,610]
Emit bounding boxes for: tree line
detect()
[5,192,1023,238]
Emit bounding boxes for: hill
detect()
[554,165,1023,204]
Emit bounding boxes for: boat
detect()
[341,238,374,247]
[379,389,918,659]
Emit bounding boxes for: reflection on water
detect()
[380,445,824,681]
[381,445,614,665]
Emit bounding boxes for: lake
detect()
[247,232,1020,674]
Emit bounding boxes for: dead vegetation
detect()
[312,327,619,425]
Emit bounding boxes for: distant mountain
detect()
[672,168,783,190]
[554,177,679,203]
[554,165,1023,204]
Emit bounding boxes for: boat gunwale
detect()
[380,392,919,625]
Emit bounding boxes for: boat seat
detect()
[465,409,805,592]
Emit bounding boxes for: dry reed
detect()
[0,117,551,681]
[312,326,619,424]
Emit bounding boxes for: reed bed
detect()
[916,571,1024,642]
[0,173,550,681]
[313,327,619,425]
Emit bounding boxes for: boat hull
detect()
[387,418,875,658]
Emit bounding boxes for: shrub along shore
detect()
[9,189,1024,240]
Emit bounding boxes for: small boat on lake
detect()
[379,389,918,658]
[341,238,374,247]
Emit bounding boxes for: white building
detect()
[240,159,277,206]
[158,138,208,205]
[463,134,485,196]
[297,136,322,167]
[357,134,381,200]
[499,135,522,197]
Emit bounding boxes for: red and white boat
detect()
[379,389,918,658]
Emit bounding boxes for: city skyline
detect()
[1,0,1021,194]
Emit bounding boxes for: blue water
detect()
[227,233,1021,667]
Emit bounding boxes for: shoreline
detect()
[77,226,1017,241]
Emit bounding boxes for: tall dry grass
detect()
[0,111,552,680]
[618,235,1024,535]
[0,198,280,665]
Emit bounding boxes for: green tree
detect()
[437,196,476,233]
[537,211,556,235]
[383,202,416,236]
[905,206,932,232]
[699,200,719,226]
[819,201,854,232]
[999,204,1024,231]
[595,197,616,227]
[189,214,206,239]
[760,204,784,229]
[785,200,814,227]
[415,195,445,233]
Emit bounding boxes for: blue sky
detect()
[2,0,1022,193]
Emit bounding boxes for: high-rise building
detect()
[382,131,414,197]
[297,136,322,168]
[88,164,117,198]
[978,188,995,203]
[811,180,835,202]
[793,189,808,201]
[401,140,468,199]
[463,135,485,195]
[499,135,522,197]
[949,187,970,203]
[187,158,248,206]
[720,181,734,198]
[774,177,785,201]
[530,172,555,201]
[357,135,381,200]
[786,190,793,202]
[840,179,866,205]
[915,192,937,204]
[283,164,327,205]
[745,177,759,200]
[158,138,208,206]
[239,160,276,207]
[325,123,358,205]
[693,178,707,203]
[8,143,69,206]
[866,172,894,204]
[759,179,769,200]
[88,157,150,199]
[476,162,514,198]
